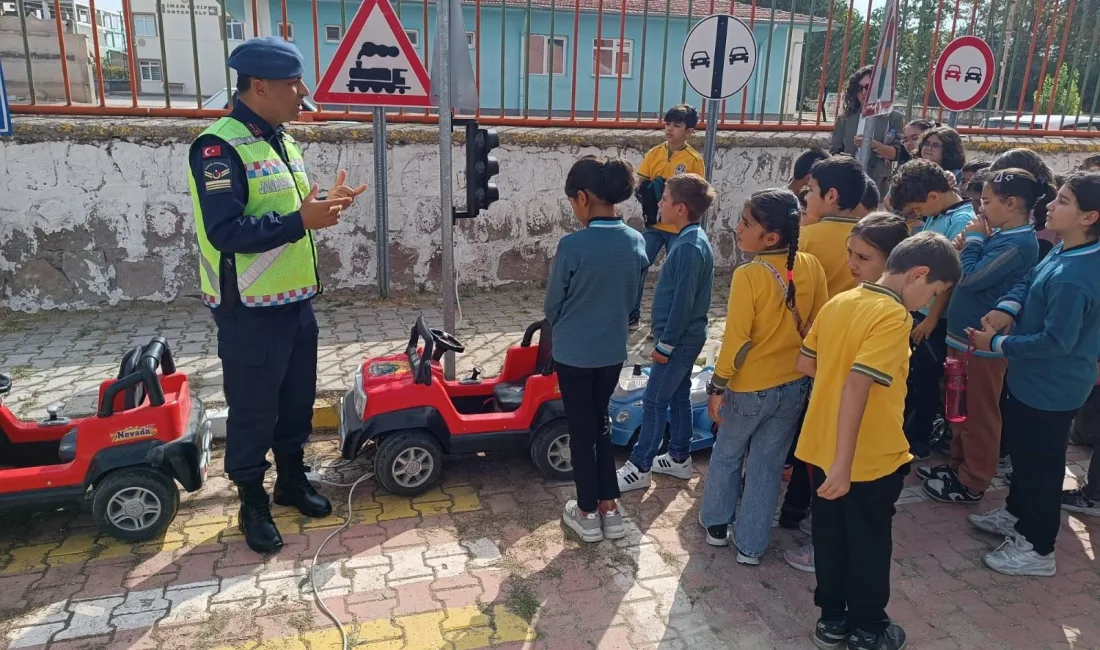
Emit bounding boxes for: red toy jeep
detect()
[0,337,213,541]
[339,316,570,496]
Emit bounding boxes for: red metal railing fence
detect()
[5,0,1100,135]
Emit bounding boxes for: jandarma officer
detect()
[187,36,366,554]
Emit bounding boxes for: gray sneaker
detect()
[601,506,626,540]
[785,543,816,573]
[799,515,813,536]
[968,506,1019,537]
[563,500,603,543]
[984,535,1056,577]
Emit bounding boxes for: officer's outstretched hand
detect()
[301,183,353,230]
[329,169,368,205]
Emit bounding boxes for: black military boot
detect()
[235,480,283,554]
[273,450,332,518]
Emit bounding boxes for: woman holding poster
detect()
[829,64,905,201]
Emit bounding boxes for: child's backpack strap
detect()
[753,258,808,338]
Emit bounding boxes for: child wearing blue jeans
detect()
[699,189,828,565]
[545,155,649,544]
[616,174,716,492]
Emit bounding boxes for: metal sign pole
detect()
[438,0,456,380]
[701,98,719,231]
[373,108,390,298]
[857,116,877,169]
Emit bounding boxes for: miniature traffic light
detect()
[465,122,500,217]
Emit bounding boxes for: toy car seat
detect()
[0,373,10,397]
[493,320,554,412]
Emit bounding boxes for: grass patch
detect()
[9,366,32,380]
[504,580,540,623]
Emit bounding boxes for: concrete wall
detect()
[0,15,94,103]
[1,116,1098,312]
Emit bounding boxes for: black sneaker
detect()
[628,316,641,330]
[1061,488,1100,518]
[923,473,984,504]
[848,623,906,650]
[812,618,850,650]
[698,511,729,546]
[916,464,955,481]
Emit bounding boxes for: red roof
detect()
[456,0,815,23]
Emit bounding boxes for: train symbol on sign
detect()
[347,40,410,94]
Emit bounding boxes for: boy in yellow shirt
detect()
[801,156,869,298]
[795,231,961,650]
[632,104,706,329]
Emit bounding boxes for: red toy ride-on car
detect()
[339,316,570,496]
[0,337,213,542]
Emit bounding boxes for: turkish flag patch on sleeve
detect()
[202,145,222,159]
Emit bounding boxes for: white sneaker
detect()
[736,551,760,566]
[651,452,692,479]
[616,461,651,492]
[968,506,1019,537]
[984,535,1056,577]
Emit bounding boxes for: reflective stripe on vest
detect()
[188,117,321,308]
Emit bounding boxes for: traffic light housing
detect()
[465,122,500,217]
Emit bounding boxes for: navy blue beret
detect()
[227,36,305,80]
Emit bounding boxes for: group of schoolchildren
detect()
[542,102,1100,650]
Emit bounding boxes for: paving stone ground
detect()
[2,286,1100,649]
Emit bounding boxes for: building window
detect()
[466,30,476,49]
[278,22,294,41]
[139,59,162,82]
[96,11,105,26]
[405,29,418,47]
[133,13,157,37]
[77,6,89,23]
[527,35,566,75]
[325,24,342,42]
[225,18,244,41]
[593,38,632,77]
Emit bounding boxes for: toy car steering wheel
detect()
[429,329,466,361]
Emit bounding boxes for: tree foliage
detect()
[771,0,1100,121]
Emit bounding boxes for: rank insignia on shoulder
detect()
[203,160,232,193]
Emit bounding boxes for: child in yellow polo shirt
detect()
[801,156,870,298]
[795,231,961,650]
[698,188,828,564]
[632,104,705,329]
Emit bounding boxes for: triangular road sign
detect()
[313,0,433,108]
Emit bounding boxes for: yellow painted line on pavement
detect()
[0,485,481,575]
[211,605,537,650]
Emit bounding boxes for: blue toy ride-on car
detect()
[607,343,719,453]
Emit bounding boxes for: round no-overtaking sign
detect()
[933,35,995,112]
[681,14,758,100]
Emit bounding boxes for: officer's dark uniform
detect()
[188,36,331,554]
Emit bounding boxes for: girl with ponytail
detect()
[989,148,1060,258]
[699,189,829,564]
[918,167,1042,505]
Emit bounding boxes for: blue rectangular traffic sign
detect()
[0,58,12,136]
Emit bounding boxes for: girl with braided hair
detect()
[698,189,829,564]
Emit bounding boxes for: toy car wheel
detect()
[530,420,573,481]
[375,430,443,496]
[91,468,180,542]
